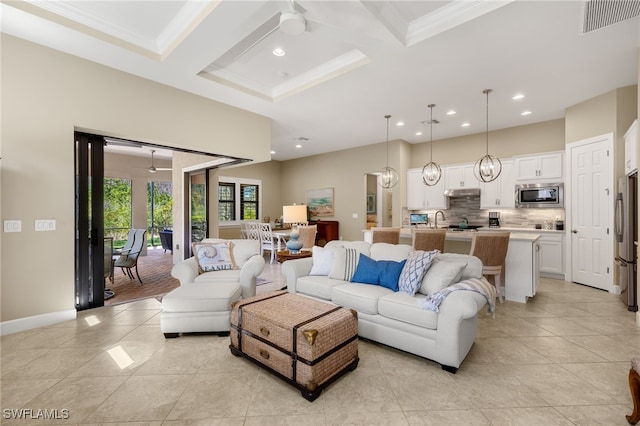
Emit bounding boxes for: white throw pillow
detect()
[309,246,334,276]
[398,250,439,295]
[329,247,360,281]
[192,241,237,273]
[419,260,468,295]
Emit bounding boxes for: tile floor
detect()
[2,263,639,425]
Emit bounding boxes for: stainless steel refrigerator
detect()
[615,172,638,312]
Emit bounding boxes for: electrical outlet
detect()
[352,213,358,219]
[4,220,22,232]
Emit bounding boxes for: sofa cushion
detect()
[162,282,242,313]
[309,246,334,276]
[193,241,237,272]
[436,253,483,279]
[378,292,438,330]
[419,259,468,295]
[296,275,346,301]
[398,250,439,296]
[331,283,392,315]
[369,243,413,261]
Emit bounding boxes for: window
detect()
[218,177,261,225]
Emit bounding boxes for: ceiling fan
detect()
[148,150,172,173]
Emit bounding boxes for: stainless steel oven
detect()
[515,183,563,208]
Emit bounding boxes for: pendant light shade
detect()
[379,114,399,188]
[473,89,502,183]
[421,104,442,186]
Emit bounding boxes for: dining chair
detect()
[412,229,447,252]
[297,225,317,252]
[113,228,147,284]
[371,227,401,244]
[469,231,511,302]
[258,222,278,264]
[245,222,261,241]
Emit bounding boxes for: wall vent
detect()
[581,0,640,34]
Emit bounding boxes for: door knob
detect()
[572,229,578,233]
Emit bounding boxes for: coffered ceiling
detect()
[2,0,639,161]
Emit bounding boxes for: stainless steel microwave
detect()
[515,183,564,208]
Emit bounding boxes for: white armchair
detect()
[163,238,265,337]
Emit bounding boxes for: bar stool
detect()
[628,357,640,425]
[469,232,510,302]
[371,227,401,244]
[412,229,446,252]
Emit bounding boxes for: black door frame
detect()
[75,132,105,310]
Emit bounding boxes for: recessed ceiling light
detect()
[512,93,525,100]
[270,150,276,155]
[461,122,470,127]
[521,110,532,116]
[396,121,405,127]
[272,47,286,57]
[446,110,456,115]
[415,131,423,136]
[295,144,302,148]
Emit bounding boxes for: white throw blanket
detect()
[419,277,496,317]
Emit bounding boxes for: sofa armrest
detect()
[238,254,266,299]
[438,291,484,320]
[281,257,314,293]
[171,257,199,285]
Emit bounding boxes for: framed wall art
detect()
[306,187,334,217]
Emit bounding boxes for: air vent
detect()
[581,0,640,34]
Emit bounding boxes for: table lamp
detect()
[282,204,307,253]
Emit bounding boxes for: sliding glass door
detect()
[189,172,207,251]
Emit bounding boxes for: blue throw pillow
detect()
[351,253,379,285]
[378,259,407,291]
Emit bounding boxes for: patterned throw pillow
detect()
[398,250,439,295]
[192,241,237,273]
[329,247,359,281]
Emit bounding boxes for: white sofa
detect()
[162,238,265,337]
[281,240,490,372]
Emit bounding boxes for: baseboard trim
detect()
[0,309,77,336]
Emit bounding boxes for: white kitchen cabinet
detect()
[480,160,515,208]
[443,163,479,189]
[625,119,638,174]
[514,152,563,181]
[538,233,564,278]
[407,168,447,210]
[504,236,540,303]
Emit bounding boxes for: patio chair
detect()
[114,228,147,284]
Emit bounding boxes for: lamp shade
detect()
[282,205,307,224]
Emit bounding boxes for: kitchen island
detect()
[363,229,540,303]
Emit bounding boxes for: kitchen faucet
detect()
[434,210,446,228]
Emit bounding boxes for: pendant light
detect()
[473,88,502,183]
[421,104,442,186]
[379,114,399,188]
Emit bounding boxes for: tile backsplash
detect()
[403,195,564,229]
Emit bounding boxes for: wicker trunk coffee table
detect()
[230,291,359,401]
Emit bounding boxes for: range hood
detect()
[444,188,481,197]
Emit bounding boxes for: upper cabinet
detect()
[514,152,563,181]
[406,168,447,210]
[480,159,515,209]
[625,119,638,175]
[443,163,479,189]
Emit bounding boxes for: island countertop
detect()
[363,229,540,243]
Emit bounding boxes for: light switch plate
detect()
[35,219,56,231]
[4,220,22,232]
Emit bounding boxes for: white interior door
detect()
[569,135,613,291]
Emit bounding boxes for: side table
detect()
[276,250,312,263]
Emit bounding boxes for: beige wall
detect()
[1,35,270,323]
[410,119,566,169]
